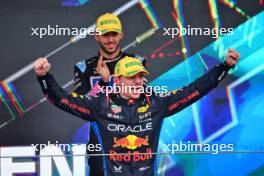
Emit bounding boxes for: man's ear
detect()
[119,32,124,40]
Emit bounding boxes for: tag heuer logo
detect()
[111,105,122,113]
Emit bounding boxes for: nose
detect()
[108,35,115,42]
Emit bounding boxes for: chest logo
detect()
[113,135,149,150]
[111,104,122,113]
[137,104,149,113]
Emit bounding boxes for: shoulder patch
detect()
[75,60,86,73]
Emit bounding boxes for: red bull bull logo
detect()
[113,135,148,150]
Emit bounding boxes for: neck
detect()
[100,48,121,59]
[119,93,137,105]
[119,93,129,100]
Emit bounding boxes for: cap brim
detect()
[125,69,149,77]
[101,29,122,35]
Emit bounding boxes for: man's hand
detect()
[34,57,51,76]
[225,48,240,67]
[96,55,110,82]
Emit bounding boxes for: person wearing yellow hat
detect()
[73,12,146,96]
[94,13,123,55]
[35,48,240,175]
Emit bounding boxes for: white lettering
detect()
[107,123,152,133]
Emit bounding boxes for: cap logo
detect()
[126,70,139,76]
[125,61,141,68]
[101,19,118,25]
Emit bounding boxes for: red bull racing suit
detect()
[74,52,146,175]
[37,62,231,176]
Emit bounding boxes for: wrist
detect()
[98,78,108,87]
[102,77,109,83]
[37,72,49,78]
[223,61,234,69]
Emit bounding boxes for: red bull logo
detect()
[110,135,152,162]
[109,148,153,162]
[113,135,148,150]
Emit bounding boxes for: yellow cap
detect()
[96,13,122,35]
[114,56,149,77]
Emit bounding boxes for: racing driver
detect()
[34,48,240,175]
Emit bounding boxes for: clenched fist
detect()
[225,48,240,67]
[34,57,51,76]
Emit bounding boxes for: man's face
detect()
[95,32,123,55]
[115,72,145,99]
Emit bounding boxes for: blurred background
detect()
[0,0,263,175]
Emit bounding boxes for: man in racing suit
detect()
[34,48,240,175]
[73,13,146,175]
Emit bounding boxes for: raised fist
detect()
[34,57,51,76]
[225,48,240,67]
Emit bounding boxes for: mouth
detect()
[105,43,116,50]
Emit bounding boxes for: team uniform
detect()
[73,52,146,176]
[38,62,231,176]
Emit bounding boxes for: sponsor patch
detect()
[137,104,149,113]
[111,104,122,113]
[76,60,86,73]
